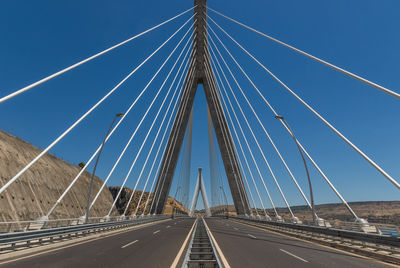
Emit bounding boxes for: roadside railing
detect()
[0,214,178,233]
[0,215,171,251]
[290,217,400,237]
[230,216,400,254]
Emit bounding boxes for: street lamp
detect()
[275,115,318,225]
[85,113,124,224]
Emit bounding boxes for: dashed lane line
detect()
[247,234,257,239]
[0,219,170,265]
[279,249,309,263]
[153,230,161,234]
[121,240,139,249]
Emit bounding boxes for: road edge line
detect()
[203,218,231,268]
[170,219,197,268]
[0,219,170,265]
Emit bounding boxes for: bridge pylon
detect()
[151,0,251,215]
[189,168,211,217]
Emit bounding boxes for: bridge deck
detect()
[205,218,390,268]
[0,218,391,268]
[0,218,195,268]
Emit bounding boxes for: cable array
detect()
[2,2,398,225]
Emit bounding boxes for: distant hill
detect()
[282,201,400,224]
[209,201,400,224]
[109,186,189,216]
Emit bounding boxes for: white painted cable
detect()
[205,57,276,217]
[147,58,196,215]
[202,58,249,215]
[142,52,193,216]
[150,46,198,213]
[208,36,295,218]
[207,30,312,210]
[204,62,261,217]
[204,57,272,218]
[151,66,196,213]
[109,37,193,217]
[151,58,197,214]
[119,38,194,217]
[202,45,250,213]
[207,8,400,100]
[44,17,194,217]
[208,18,400,192]
[207,22,359,219]
[88,24,195,213]
[0,7,195,104]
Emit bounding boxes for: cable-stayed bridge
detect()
[0,0,399,267]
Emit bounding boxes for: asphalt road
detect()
[0,217,394,267]
[205,218,392,268]
[0,218,195,268]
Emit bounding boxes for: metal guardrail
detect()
[0,215,170,251]
[212,213,400,237]
[0,215,130,233]
[299,218,400,237]
[230,216,400,254]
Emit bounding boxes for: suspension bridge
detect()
[0,0,399,267]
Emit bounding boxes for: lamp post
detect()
[275,115,318,225]
[85,113,124,224]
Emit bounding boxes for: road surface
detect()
[0,217,393,268]
[0,218,195,268]
[205,218,391,268]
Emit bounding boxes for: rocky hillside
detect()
[109,186,189,216]
[0,130,118,221]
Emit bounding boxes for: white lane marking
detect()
[203,218,231,268]
[234,227,239,231]
[247,234,257,239]
[121,240,139,249]
[153,230,161,234]
[231,219,388,265]
[0,219,170,265]
[279,249,309,263]
[171,220,197,268]
[166,225,171,228]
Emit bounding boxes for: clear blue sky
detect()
[1,0,399,212]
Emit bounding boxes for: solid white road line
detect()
[121,240,139,249]
[231,219,397,267]
[170,219,197,268]
[203,219,231,268]
[279,249,309,263]
[153,230,161,234]
[166,225,171,228]
[247,234,257,239]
